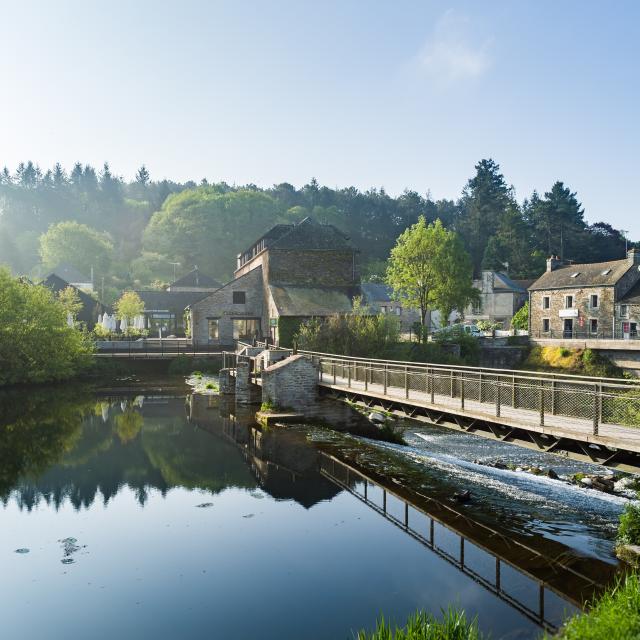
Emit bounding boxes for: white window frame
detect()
[542,318,550,333]
[565,295,574,309]
[542,296,550,310]
[590,294,599,309]
[589,318,598,335]
[620,305,629,318]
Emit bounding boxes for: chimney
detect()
[546,255,562,272]
[627,247,640,265]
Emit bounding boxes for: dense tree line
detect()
[0,159,632,301]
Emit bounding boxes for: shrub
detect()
[511,301,528,330]
[618,504,640,546]
[606,388,640,427]
[356,608,481,640]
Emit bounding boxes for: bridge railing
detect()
[303,353,640,435]
[96,339,224,357]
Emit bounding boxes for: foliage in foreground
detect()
[551,573,640,640]
[355,608,481,640]
[0,267,94,386]
[524,346,624,378]
[617,504,640,546]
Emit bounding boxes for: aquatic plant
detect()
[356,608,481,640]
[618,504,640,546]
[378,423,406,446]
[550,573,640,640]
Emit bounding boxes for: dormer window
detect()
[601,268,611,276]
[570,272,580,278]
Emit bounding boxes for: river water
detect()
[0,385,630,639]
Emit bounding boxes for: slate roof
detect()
[360,283,393,303]
[269,284,356,316]
[135,290,210,312]
[169,268,221,289]
[492,272,527,292]
[46,263,91,284]
[42,274,108,325]
[270,217,353,251]
[512,279,537,291]
[529,258,633,290]
[621,281,640,304]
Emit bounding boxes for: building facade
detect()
[189,217,360,346]
[529,250,640,339]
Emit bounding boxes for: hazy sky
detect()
[1,1,639,233]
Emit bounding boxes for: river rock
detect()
[580,477,593,486]
[453,489,471,503]
[547,469,559,480]
[614,477,637,492]
[515,467,524,473]
[369,412,386,424]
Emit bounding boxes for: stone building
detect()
[528,249,640,339]
[360,283,421,331]
[136,267,221,337]
[189,217,360,346]
[616,281,640,339]
[464,271,532,328]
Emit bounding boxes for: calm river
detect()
[0,385,628,639]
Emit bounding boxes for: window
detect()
[542,296,550,310]
[380,306,387,314]
[590,318,598,334]
[590,294,599,309]
[395,307,402,316]
[565,295,574,309]
[232,318,260,340]
[473,299,483,314]
[232,291,246,304]
[542,318,550,332]
[208,318,219,341]
[620,305,629,318]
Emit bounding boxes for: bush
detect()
[433,326,480,365]
[356,608,481,640]
[511,301,528,331]
[607,388,640,427]
[618,504,640,546]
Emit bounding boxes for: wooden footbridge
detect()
[241,343,640,472]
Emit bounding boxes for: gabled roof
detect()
[135,289,210,312]
[492,272,527,293]
[360,283,393,302]
[46,263,91,284]
[42,273,109,316]
[269,283,356,316]
[169,268,221,289]
[529,258,633,290]
[621,281,640,304]
[269,217,353,251]
[188,266,263,310]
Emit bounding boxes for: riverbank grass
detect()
[551,573,640,640]
[356,608,481,640]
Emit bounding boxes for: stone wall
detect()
[190,267,266,345]
[267,250,357,286]
[530,286,615,337]
[261,355,318,408]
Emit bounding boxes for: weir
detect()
[228,343,640,473]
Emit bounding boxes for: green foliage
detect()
[511,301,528,330]
[114,291,145,337]
[278,316,304,349]
[295,299,400,357]
[386,217,478,331]
[524,346,625,378]
[607,388,640,427]
[356,608,481,640]
[0,267,94,386]
[551,573,640,640]
[57,286,83,319]
[475,320,499,332]
[377,423,406,445]
[433,326,480,365]
[39,220,113,276]
[260,400,277,412]
[618,504,640,546]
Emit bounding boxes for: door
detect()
[623,322,631,340]
[563,318,574,338]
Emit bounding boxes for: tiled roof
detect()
[270,217,353,251]
[135,290,210,312]
[269,284,355,316]
[169,268,221,289]
[360,283,393,302]
[46,263,91,284]
[529,258,633,290]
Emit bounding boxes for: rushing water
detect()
[0,386,629,639]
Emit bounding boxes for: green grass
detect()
[355,609,481,640]
[550,573,640,640]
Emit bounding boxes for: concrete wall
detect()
[261,354,318,408]
[190,267,266,345]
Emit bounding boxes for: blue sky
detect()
[1,1,638,234]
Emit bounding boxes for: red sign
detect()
[623,322,631,333]
[578,316,584,327]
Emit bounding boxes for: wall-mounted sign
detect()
[269,318,278,327]
[558,308,579,318]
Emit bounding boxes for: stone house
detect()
[189,217,360,346]
[528,249,640,339]
[136,267,221,337]
[464,271,532,328]
[616,281,640,339]
[360,283,421,331]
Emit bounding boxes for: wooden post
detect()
[496,375,501,417]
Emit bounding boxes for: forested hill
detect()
[0,159,632,303]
